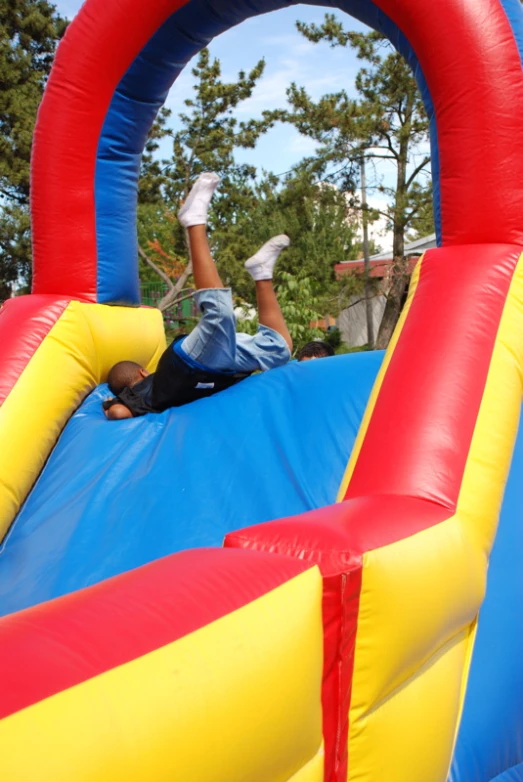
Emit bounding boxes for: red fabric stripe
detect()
[0,548,311,720]
[345,245,521,507]
[31,0,189,299]
[322,567,362,782]
[376,0,523,245]
[0,296,70,404]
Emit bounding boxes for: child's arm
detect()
[105,403,133,420]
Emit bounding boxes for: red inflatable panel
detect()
[0,547,312,719]
[346,245,521,507]
[376,0,523,245]
[0,296,70,404]
[31,0,188,299]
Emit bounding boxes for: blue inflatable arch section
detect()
[95,0,437,304]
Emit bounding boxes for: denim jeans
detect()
[176,288,291,373]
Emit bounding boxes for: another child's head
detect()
[297,341,335,362]
[107,361,148,395]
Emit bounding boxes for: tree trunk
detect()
[157,260,193,311]
[375,97,412,350]
[374,258,409,349]
[0,281,12,301]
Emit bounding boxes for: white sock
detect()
[178,173,220,228]
[244,235,291,281]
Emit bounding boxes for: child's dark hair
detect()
[297,341,335,361]
[107,361,143,395]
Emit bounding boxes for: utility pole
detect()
[360,155,375,349]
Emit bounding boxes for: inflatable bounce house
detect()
[1,0,523,779]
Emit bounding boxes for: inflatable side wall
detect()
[227,245,523,780]
[0,549,325,781]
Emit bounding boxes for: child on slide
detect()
[103,172,293,419]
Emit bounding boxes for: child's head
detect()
[297,341,335,362]
[107,361,149,395]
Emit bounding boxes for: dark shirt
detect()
[106,338,250,417]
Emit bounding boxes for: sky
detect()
[53,0,411,250]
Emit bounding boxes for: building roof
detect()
[368,233,437,261]
[334,258,419,278]
[334,233,437,278]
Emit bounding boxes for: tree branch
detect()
[0,187,27,205]
[157,259,193,312]
[138,245,174,291]
[405,155,431,190]
[404,204,422,222]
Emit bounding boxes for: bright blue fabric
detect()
[449,410,523,781]
[498,0,523,68]
[95,0,441,304]
[491,765,523,782]
[0,351,383,617]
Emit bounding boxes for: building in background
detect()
[335,234,437,346]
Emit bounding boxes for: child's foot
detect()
[178,173,220,228]
[244,235,290,281]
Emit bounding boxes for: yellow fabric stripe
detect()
[350,515,484,716]
[0,302,165,539]
[346,252,523,780]
[347,516,482,779]
[450,618,478,758]
[287,744,324,781]
[336,256,424,501]
[0,568,324,782]
[455,253,523,550]
[349,626,471,782]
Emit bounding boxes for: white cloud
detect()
[259,32,317,56]
[233,59,348,115]
[288,133,319,154]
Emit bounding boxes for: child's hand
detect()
[105,403,133,420]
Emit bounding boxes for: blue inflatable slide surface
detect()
[0,352,380,615]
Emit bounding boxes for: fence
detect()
[140,282,197,328]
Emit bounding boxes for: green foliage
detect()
[210,171,360,305]
[162,48,273,205]
[406,182,435,241]
[281,18,433,254]
[324,327,342,351]
[335,342,370,355]
[285,17,434,347]
[0,202,31,296]
[137,201,186,283]
[138,107,173,204]
[136,48,276,307]
[276,271,323,346]
[237,270,324,350]
[0,0,66,293]
[137,49,361,325]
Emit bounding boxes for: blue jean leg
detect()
[178,288,291,373]
[178,288,237,370]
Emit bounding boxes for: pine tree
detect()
[137,48,362,324]
[137,47,274,311]
[279,16,433,348]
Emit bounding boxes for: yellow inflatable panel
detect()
[0,301,165,539]
[0,567,324,782]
